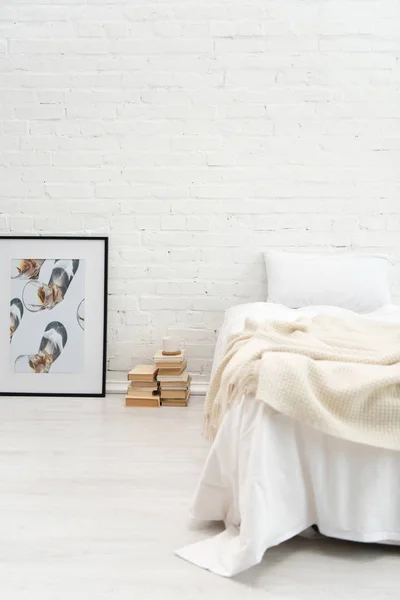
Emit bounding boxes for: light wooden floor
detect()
[0,395,399,600]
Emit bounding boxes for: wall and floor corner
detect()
[1,1,400,392]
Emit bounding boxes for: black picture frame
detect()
[2,235,108,398]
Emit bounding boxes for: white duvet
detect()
[177,303,400,577]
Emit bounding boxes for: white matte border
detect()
[0,237,107,396]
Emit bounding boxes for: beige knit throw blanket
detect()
[204,314,400,450]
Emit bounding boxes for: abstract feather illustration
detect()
[22,259,80,312]
[14,321,68,374]
[11,259,45,280]
[10,298,24,342]
[11,258,85,374]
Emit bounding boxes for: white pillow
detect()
[264,251,392,313]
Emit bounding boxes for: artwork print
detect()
[10,259,85,374]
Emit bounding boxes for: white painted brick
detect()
[3,151,48,168]
[385,216,400,232]
[160,216,186,231]
[167,248,203,263]
[96,185,147,200]
[82,214,111,233]
[4,121,27,135]
[139,297,190,311]
[147,265,199,279]
[136,216,161,230]
[210,21,237,37]
[149,311,177,329]
[9,215,34,231]
[168,328,217,344]
[157,281,206,296]
[77,23,105,38]
[265,35,319,52]
[0,215,9,230]
[125,312,150,327]
[114,325,152,344]
[110,278,157,297]
[33,216,60,231]
[237,21,264,37]
[142,231,194,247]
[2,0,400,380]
[0,136,20,151]
[66,105,117,120]
[14,105,64,121]
[45,184,93,199]
[69,200,115,215]
[183,344,215,359]
[189,297,240,312]
[21,136,58,151]
[214,38,265,54]
[254,214,333,231]
[108,295,138,312]
[186,217,209,231]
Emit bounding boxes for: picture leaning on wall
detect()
[1,237,108,397]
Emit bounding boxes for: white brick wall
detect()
[1,1,400,384]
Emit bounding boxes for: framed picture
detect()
[2,236,108,397]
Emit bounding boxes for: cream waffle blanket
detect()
[204,314,400,450]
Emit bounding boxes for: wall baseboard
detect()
[106,379,209,396]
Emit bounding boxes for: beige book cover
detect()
[128,364,158,381]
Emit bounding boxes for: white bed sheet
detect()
[177,303,400,577]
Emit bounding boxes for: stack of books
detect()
[153,350,191,407]
[126,364,160,407]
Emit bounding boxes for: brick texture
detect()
[1,0,400,382]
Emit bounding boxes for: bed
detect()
[177,302,400,577]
